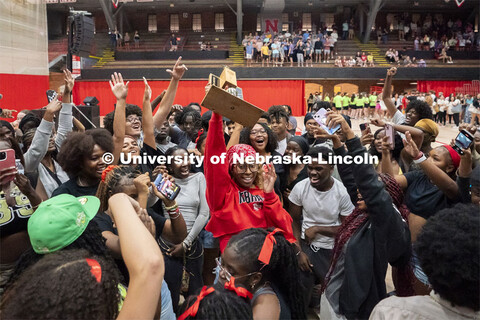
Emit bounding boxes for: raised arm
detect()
[403,131,459,199]
[56,69,74,149]
[371,118,424,149]
[109,193,164,320]
[141,78,156,149]
[109,72,129,165]
[153,57,187,129]
[204,112,231,211]
[226,123,243,150]
[383,68,400,118]
[23,99,61,172]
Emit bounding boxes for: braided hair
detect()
[227,228,307,320]
[322,173,414,296]
[1,249,120,319]
[179,284,253,320]
[96,165,141,212]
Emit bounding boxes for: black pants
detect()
[433,113,438,123]
[448,114,453,124]
[161,240,204,314]
[438,111,446,125]
[453,113,460,126]
[298,240,333,309]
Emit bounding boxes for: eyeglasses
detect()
[250,129,267,136]
[234,163,259,174]
[126,116,142,123]
[215,257,257,282]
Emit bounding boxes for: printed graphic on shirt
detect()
[238,191,264,207]
[0,187,34,226]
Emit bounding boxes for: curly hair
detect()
[369,129,403,163]
[96,165,141,212]
[179,283,252,320]
[0,249,120,319]
[4,221,112,292]
[239,123,278,155]
[415,204,479,311]
[405,99,433,121]
[267,105,289,124]
[174,106,200,126]
[227,228,307,320]
[103,104,143,135]
[57,129,114,177]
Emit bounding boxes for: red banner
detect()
[72,79,306,117]
[0,74,50,115]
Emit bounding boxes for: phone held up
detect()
[452,130,474,155]
[46,90,57,103]
[0,149,17,184]
[154,174,181,201]
[313,108,340,135]
[359,123,369,132]
[384,123,395,150]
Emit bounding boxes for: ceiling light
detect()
[410,82,417,85]
[170,3,174,7]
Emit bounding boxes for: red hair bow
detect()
[85,258,102,283]
[258,228,283,265]
[178,286,215,320]
[224,277,253,299]
[101,165,117,182]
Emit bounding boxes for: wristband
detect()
[413,153,427,164]
[165,203,178,211]
[413,151,423,160]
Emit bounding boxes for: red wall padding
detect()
[417,80,473,96]
[72,79,306,117]
[0,74,50,115]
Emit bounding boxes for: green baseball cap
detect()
[28,194,100,254]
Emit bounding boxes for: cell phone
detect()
[359,123,369,132]
[46,90,57,103]
[0,149,17,184]
[384,123,395,150]
[154,174,181,201]
[313,108,340,135]
[208,74,221,87]
[453,130,474,155]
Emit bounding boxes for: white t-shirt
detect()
[276,137,287,155]
[289,178,354,249]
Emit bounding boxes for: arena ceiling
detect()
[47,0,478,12]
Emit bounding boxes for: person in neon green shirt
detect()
[342,92,350,116]
[333,92,343,113]
[369,92,377,118]
[354,93,364,119]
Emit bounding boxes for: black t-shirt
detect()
[314,40,323,50]
[0,186,34,237]
[404,170,459,219]
[94,209,167,281]
[137,143,165,174]
[51,178,99,197]
[170,36,177,45]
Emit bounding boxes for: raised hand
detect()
[387,67,397,77]
[360,127,374,146]
[1,109,16,118]
[150,173,177,207]
[166,56,188,81]
[370,118,386,127]
[109,72,129,100]
[45,97,62,115]
[63,69,75,94]
[143,77,152,102]
[262,163,277,194]
[403,131,420,158]
[133,172,151,195]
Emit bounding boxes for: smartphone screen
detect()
[154,175,181,201]
[384,124,394,150]
[313,108,340,135]
[453,130,474,155]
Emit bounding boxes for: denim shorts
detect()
[198,229,219,249]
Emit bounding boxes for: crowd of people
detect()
[0,61,479,320]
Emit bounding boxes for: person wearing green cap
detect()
[1,193,165,319]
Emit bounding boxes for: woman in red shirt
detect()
[204,112,295,252]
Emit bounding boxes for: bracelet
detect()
[182,242,189,251]
[413,153,427,164]
[165,203,178,211]
[296,250,301,256]
[168,208,181,219]
[413,151,424,160]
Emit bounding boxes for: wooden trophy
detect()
[202,67,264,127]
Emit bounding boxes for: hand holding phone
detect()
[313,108,340,135]
[153,174,181,202]
[384,123,395,150]
[453,130,474,155]
[46,90,57,103]
[0,149,17,185]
